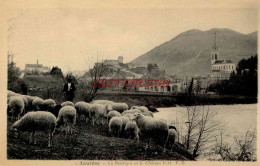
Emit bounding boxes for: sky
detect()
[8,8,257,74]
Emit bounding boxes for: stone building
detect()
[25,60,50,75]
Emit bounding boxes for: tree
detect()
[85,62,108,101]
[8,62,21,91]
[214,130,256,161]
[208,55,257,97]
[183,105,221,158]
[50,66,64,79]
[76,61,109,102]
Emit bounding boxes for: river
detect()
[154,104,257,160]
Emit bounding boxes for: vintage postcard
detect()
[0,0,259,166]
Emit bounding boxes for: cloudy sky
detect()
[8,8,257,74]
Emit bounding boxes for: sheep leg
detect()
[163,141,167,153]
[70,126,73,135]
[135,135,139,143]
[149,138,151,149]
[67,125,70,135]
[101,117,104,125]
[170,144,174,151]
[48,133,52,147]
[145,138,149,151]
[33,131,36,144]
[29,132,33,144]
[92,119,95,126]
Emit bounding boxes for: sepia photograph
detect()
[0,1,259,165]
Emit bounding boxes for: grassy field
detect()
[23,75,64,90]
[7,116,194,160]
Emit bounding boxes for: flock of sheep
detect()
[7,90,178,153]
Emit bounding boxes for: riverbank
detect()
[88,92,257,108]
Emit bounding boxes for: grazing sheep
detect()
[119,116,130,135]
[109,117,122,137]
[32,97,44,111]
[56,106,76,134]
[125,121,140,143]
[142,111,154,117]
[131,106,148,112]
[89,104,108,125]
[132,113,168,152]
[107,103,128,113]
[107,110,122,123]
[20,96,28,107]
[61,101,75,107]
[22,95,36,111]
[122,109,142,116]
[43,99,56,111]
[90,100,114,105]
[131,106,154,117]
[98,104,109,124]
[166,128,178,151]
[7,90,16,98]
[123,113,135,120]
[8,96,25,120]
[75,102,91,122]
[11,111,56,147]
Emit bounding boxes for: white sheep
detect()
[122,109,142,116]
[90,100,114,105]
[123,113,135,120]
[125,121,140,143]
[131,106,153,117]
[75,101,91,122]
[166,128,178,151]
[132,113,169,152]
[119,116,130,135]
[89,104,108,125]
[7,90,16,98]
[20,96,28,107]
[22,95,36,111]
[107,110,122,123]
[61,101,75,107]
[107,103,128,113]
[8,96,25,120]
[32,97,44,111]
[11,111,56,147]
[8,95,28,114]
[43,99,56,111]
[109,117,122,137]
[131,106,149,113]
[56,105,76,134]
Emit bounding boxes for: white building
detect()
[25,60,50,74]
[210,32,236,76]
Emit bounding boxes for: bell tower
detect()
[211,32,219,64]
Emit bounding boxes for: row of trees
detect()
[208,55,257,96]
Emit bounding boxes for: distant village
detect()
[20,33,237,94]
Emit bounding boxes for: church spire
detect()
[213,32,218,51]
[211,32,219,65]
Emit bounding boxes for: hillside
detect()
[130,28,257,76]
[7,116,194,160]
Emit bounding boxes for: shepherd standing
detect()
[63,78,76,101]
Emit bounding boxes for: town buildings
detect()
[24,60,50,75]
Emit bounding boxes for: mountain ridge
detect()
[130,28,257,76]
